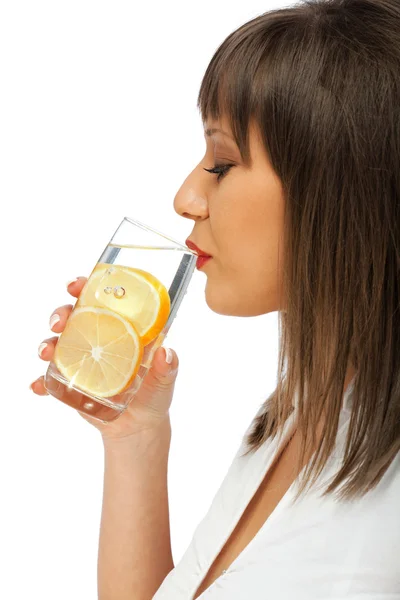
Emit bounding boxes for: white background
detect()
[1,2,284,598]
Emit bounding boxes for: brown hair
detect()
[197,0,400,504]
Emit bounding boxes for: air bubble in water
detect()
[107,267,116,275]
[114,286,125,298]
[104,286,113,294]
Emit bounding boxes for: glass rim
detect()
[122,216,198,256]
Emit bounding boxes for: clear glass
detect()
[44,217,197,423]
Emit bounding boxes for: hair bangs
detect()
[196,21,272,167]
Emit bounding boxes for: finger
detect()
[29,376,49,396]
[151,346,179,378]
[37,336,59,361]
[49,304,74,333]
[66,276,88,298]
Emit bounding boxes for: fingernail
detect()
[49,313,60,329]
[164,347,173,364]
[66,278,78,287]
[38,342,48,357]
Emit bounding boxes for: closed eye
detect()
[203,164,235,182]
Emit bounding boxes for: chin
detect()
[204,283,277,317]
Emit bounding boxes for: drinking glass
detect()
[44,217,197,423]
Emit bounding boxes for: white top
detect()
[153,382,400,599]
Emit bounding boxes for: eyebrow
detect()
[204,128,236,142]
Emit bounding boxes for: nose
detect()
[173,169,209,221]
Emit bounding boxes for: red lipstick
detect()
[185,239,212,257]
[185,239,212,270]
[195,255,211,269]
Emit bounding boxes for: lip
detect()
[196,255,211,270]
[185,238,212,257]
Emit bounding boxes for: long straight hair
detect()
[197,0,400,504]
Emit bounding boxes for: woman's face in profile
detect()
[174,114,286,317]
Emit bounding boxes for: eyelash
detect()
[203,164,234,182]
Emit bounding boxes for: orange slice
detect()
[54,306,143,398]
[78,263,171,346]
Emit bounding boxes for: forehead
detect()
[205,113,260,138]
[204,113,234,136]
[204,115,262,160]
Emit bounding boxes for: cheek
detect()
[225,201,283,280]
[214,209,284,314]
[205,229,284,316]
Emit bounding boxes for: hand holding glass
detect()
[44,217,197,423]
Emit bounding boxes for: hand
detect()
[30,277,179,441]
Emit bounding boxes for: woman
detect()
[30,0,400,597]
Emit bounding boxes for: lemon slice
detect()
[54,306,143,398]
[78,263,171,346]
[76,264,108,307]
